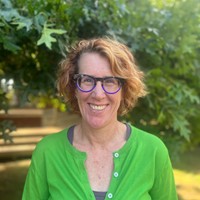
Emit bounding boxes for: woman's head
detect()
[57,37,147,116]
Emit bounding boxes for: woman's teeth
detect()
[90,104,106,110]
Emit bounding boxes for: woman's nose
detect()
[92,81,105,98]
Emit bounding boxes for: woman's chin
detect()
[86,118,107,129]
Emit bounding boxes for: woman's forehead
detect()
[78,52,113,75]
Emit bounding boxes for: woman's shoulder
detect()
[40,127,68,142]
[129,125,171,167]
[33,128,69,153]
[130,124,169,154]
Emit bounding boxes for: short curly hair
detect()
[57,37,147,116]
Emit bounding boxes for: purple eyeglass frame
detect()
[73,74,125,94]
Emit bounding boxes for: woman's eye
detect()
[105,78,117,85]
[82,77,93,83]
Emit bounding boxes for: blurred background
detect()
[0,0,199,199]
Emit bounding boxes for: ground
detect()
[173,147,200,200]
[0,147,200,200]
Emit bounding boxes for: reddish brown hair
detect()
[57,37,147,116]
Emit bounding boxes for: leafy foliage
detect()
[0,120,16,143]
[122,0,200,153]
[0,0,200,153]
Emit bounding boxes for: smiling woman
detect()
[58,37,147,116]
[74,52,124,129]
[22,37,178,200]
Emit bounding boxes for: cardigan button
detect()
[114,152,119,158]
[114,172,119,177]
[108,193,113,198]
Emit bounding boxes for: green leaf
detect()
[172,114,190,141]
[37,23,67,49]
[2,36,21,53]
[11,17,33,31]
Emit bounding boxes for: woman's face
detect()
[75,52,122,129]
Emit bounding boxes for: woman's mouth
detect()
[89,104,107,111]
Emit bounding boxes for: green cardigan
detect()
[22,125,178,200]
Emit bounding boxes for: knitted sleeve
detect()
[22,139,49,200]
[149,146,178,200]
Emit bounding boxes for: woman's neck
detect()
[73,121,127,151]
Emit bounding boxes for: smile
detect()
[89,104,107,111]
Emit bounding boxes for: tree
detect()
[0,0,200,155]
[0,0,129,140]
[122,0,200,154]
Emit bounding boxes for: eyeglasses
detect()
[73,74,125,94]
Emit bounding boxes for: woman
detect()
[22,38,178,200]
